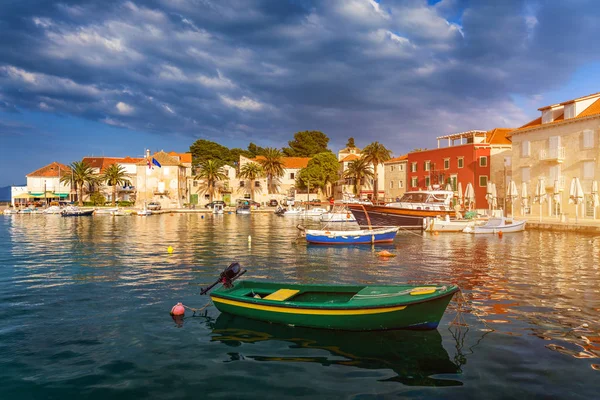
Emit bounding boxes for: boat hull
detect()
[61,210,94,217]
[471,220,526,234]
[348,205,454,229]
[305,227,397,244]
[210,281,459,331]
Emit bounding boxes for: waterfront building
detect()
[335,145,386,201]
[188,164,237,206]
[25,162,72,204]
[82,156,143,203]
[135,151,189,209]
[10,186,27,207]
[509,92,600,219]
[407,128,513,210]
[383,155,408,201]
[237,155,311,205]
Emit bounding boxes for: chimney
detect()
[146,149,150,158]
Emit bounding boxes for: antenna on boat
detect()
[200,262,247,295]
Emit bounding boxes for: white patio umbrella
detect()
[485,182,494,214]
[491,183,498,210]
[507,180,519,217]
[592,181,599,219]
[445,182,453,192]
[465,182,475,210]
[457,182,463,207]
[521,182,529,216]
[535,178,547,222]
[569,177,584,223]
[553,180,561,218]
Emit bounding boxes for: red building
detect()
[406,129,513,209]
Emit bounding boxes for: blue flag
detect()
[152,158,162,168]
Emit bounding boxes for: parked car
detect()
[268,199,278,207]
[205,200,225,209]
[147,202,161,210]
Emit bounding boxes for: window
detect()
[411,162,417,172]
[584,161,595,179]
[163,167,170,176]
[399,180,403,188]
[193,180,198,187]
[399,164,404,172]
[521,167,530,182]
[564,104,575,119]
[583,129,595,149]
[254,181,261,187]
[542,110,553,124]
[479,175,488,187]
[411,177,418,187]
[424,161,431,171]
[425,176,430,187]
[390,166,394,172]
[240,181,245,187]
[479,156,488,167]
[389,181,394,189]
[444,158,450,169]
[290,173,295,179]
[549,165,561,183]
[522,141,530,157]
[457,157,464,168]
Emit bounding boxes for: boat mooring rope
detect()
[181,300,212,316]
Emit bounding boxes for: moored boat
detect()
[464,216,526,234]
[202,263,460,331]
[303,226,398,244]
[426,215,485,232]
[319,211,357,222]
[61,206,95,216]
[348,190,456,229]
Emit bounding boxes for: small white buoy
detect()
[248,235,252,243]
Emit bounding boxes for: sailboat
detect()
[137,201,152,216]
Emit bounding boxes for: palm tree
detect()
[194,159,228,202]
[60,161,95,206]
[257,147,285,194]
[238,162,265,201]
[101,164,130,206]
[343,158,374,196]
[361,142,392,203]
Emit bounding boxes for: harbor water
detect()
[0,213,598,399]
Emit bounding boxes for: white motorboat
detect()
[385,190,454,211]
[277,207,327,217]
[111,208,129,216]
[2,208,18,214]
[137,208,152,216]
[463,216,526,234]
[94,207,119,215]
[213,203,225,214]
[320,211,357,222]
[43,206,62,214]
[426,215,484,232]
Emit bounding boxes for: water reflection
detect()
[209,313,463,387]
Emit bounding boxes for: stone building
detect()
[383,155,408,201]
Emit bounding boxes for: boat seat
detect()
[263,289,300,301]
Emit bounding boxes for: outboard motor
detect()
[200,262,247,295]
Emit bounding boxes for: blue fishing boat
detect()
[302,226,398,244]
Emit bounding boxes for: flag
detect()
[147,158,152,169]
[152,158,162,168]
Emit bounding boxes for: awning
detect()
[13,193,34,199]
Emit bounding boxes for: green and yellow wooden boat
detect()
[201,263,460,331]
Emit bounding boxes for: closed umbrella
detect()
[535,178,547,222]
[521,182,529,216]
[491,183,498,210]
[445,182,453,192]
[486,182,494,214]
[465,182,475,210]
[507,180,519,217]
[569,177,584,223]
[592,181,599,219]
[553,180,561,218]
[457,182,463,207]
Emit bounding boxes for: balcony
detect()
[541,176,565,190]
[117,185,135,192]
[153,189,169,195]
[539,147,566,162]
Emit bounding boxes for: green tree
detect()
[247,142,266,158]
[283,131,331,157]
[101,163,130,206]
[189,139,231,166]
[346,137,356,148]
[361,142,392,203]
[194,159,228,202]
[90,191,106,206]
[296,152,339,196]
[343,158,374,195]
[238,162,265,201]
[257,147,285,194]
[230,147,254,165]
[60,161,95,206]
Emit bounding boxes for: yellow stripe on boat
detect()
[410,287,436,295]
[263,289,299,301]
[211,297,407,315]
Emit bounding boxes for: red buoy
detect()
[170,302,185,316]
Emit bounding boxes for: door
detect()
[190,194,198,205]
[223,194,231,205]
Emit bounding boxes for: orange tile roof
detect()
[384,154,408,164]
[27,162,71,177]
[485,128,513,145]
[82,157,123,172]
[340,154,360,162]
[253,156,311,169]
[168,151,192,163]
[512,97,600,135]
[136,151,183,167]
[121,156,144,163]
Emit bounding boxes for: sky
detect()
[1,0,600,186]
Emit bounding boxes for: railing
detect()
[117,186,135,192]
[153,190,169,195]
[539,147,566,162]
[541,176,566,189]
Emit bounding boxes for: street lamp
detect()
[44,180,47,206]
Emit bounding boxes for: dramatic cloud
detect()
[1,0,600,157]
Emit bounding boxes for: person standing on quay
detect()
[329,197,335,211]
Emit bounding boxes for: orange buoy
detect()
[498,230,503,237]
[377,250,396,257]
[170,302,185,316]
[433,231,439,236]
